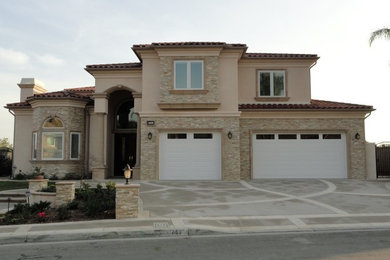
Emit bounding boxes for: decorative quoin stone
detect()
[55,182,75,207]
[28,179,48,192]
[116,184,140,219]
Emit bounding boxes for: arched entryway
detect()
[108,90,138,176]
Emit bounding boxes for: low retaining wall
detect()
[28,180,75,208]
[29,192,56,205]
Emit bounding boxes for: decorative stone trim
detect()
[254,97,290,102]
[116,184,140,219]
[158,102,220,110]
[28,179,48,192]
[55,182,75,207]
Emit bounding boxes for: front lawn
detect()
[0,181,28,191]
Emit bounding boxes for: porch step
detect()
[0,193,27,203]
[0,198,26,203]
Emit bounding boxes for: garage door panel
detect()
[253,133,347,179]
[159,132,221,180]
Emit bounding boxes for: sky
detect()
[0,0,390,144]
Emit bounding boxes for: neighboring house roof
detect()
[243,53,318,60]
[239,99,374,111]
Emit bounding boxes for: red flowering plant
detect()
[36,211,48,222]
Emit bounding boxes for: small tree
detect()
[0,138,12,149]
[369,27,390,46]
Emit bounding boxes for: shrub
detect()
[67,200,79,210]
[56,205,71,220]
[31,167,45,178]
[30,201,51,214]
[0,157,12,177]
[49,174,59,180]
[63,172,81,180]
[13,171,28,180]
[40,184,56,192]
[75,182,115,217]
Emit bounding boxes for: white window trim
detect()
[41,132,64,160]
[258,70,286,97]
[70,132,81,160]
[174,60,204,90]
[32,132,37,160]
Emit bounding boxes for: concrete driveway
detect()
[139,179,390,229]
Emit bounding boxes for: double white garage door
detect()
[252,133,347,179]
[158,132,348,180]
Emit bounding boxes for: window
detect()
[301,134,319,140]
[32,132,37,160]
[278,134,296,140]
[43,116,64,128]
[256,134,275,140]
[42,132,64,160]
[174,60,203,89]
[258,71,285,97]
[167,133,187,139]
[194,133,213,139]
[323,134,342,140]
[70,132,80,160]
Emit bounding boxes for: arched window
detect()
[43,116,64,128]
[116,101,138,129]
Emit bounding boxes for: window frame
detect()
[32,132,37,160]
[41,132,64,160]
[42,117,64,129]
[70,132,81,160]
[174,60,204,90]
[258,70,286,97]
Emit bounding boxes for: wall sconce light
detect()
[227,131,233,139]
[355,133,360,140]
[148,132,153,140]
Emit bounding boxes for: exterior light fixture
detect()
[227,131,233,139]
[148,132,153,140]
[123,164,132,184]
[355,133,360,140]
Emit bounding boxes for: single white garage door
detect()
[159,132,221,180]
[253,133,347,179]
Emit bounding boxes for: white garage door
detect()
[253,133,347,179]
[159,132,221,180]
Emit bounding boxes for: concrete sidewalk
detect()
[1,179,390,244]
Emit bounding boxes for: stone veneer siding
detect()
[31,106,86,178]
[140,116,240,181]
[55,182,75,207]
[116,184,140,219]
[240,118,366,180]
[159,56,219,103]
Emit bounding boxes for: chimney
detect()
[18,78,47,102]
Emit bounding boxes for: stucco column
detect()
[132,93,142,180]
[91,93,108,180]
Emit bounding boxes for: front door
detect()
[114,133,136,176]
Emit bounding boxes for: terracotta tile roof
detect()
[133,42,247,49]
[65,86,95,92]
[239,99,373,111]
[243,53,319,59]
[85,62,142,70]
[5,101,31,108]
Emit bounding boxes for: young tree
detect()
[0,138,12,149]
[369,27,390,46]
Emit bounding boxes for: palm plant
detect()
[369,28,390,46]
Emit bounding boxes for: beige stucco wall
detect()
[238,60,313,104]
[139,116,240,181]
[12,109,33,175]
[365,142,377,180]
[240,112,367,180]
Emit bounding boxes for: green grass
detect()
[0,181,28,191]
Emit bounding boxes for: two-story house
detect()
[5,42,374,180]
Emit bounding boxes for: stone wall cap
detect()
[28,179,49,182]
[30,191,56,196]
[55,182,76,185]
[116,184,140,188]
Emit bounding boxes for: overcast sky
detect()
[1,0,390,143]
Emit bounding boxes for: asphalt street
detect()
[1,229,390,260]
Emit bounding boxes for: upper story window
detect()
[258,71,285,97]
[174,60,203,90]
[116,101,138,130]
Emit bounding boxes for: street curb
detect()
[2,224,390,245]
